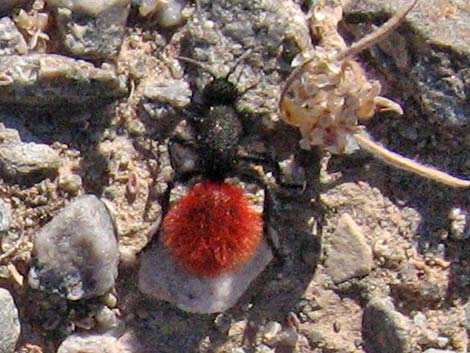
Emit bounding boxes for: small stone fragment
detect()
[58,173,83,194]
[0,199,11,233]
[0,123,21,144]
[363,297,412,353]
[138,0,186,28]
[0,288,21,353]
[29,195,119,300]
[0,54,127,105]
[156,0,186,28]
[57,333,136,353]
[50,0,131,59]
[0,142,61,182]
[0,17,27,55]
[324,213,372,284]
[143,78,192,108]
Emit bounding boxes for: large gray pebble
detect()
[0,142,61,181]
[49,0,131,59]
[0,288,20,353]
[29,195,119,300]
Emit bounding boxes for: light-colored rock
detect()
[57,331,140,353]
[324,213,372,284]
[29,195,119,300]
[0,199,11,233]
[0,288,20,353]
[0,142,61,181]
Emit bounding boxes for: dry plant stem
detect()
[335,0,419,61]
[0,232,25,263]
[354,131,470,188]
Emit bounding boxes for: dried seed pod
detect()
[280,0,470,188]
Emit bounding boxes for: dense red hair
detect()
[162,181,263,277]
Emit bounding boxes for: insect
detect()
[279,0,470,188]
[162,51,265,277]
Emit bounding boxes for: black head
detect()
[202,78,239,107]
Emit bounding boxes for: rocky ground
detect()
[0,0,469,352]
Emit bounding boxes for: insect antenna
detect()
[175,56,218,79]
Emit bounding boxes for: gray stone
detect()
[0,54,127,105]
[29,195,119,300]
[0,17,27,55]
[0,142,61,181]
[0,288,20,353]
[0,199,11,233]
[362,297,412,353]
[324,213,372,284]
[343,0,470,126]
[50,0,131,59]
[143,78,192,108]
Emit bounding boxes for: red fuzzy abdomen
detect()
[162,181,263,277]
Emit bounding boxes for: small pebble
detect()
[157,0,186,28]
[422,350,458,353]
[324,213,372,283]
[0,17,27,55]
[0,199,11,233]
[0,288,21,353]
[57,333,133,353]
[143,78,192,108]
[95,306,119,330]
[0,142,61,182]
[58,173,83,194]
[29,195,119,300]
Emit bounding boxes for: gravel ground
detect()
[0,0,469,352]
